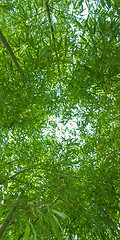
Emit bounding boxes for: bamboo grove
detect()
[0,0,120,239]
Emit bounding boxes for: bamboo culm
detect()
[0,185,28,238]
[0,29,27,83]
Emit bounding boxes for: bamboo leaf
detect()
[106,0,112,8]
[30,223,37,240]
[37,209,49,224]
[50,215,62,240]
[25,224,30,240]
[53,214,63,232]
[52,209,68,219]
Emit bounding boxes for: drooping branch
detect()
[0,29,27,83]
[0,163,41,185]
[45,1,60,74]
[0,185,28,238]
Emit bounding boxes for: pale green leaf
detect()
[53,214,63,232]
[52,209,68,219]
[30,223,37,240]
[37,209,49,224]
[25,224,30,240]
[50,216,62,240]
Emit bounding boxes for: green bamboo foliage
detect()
[0,0,119,239]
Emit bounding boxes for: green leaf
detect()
[50,215,62,240]
[1,0,119,239]
[40,49,51,58]
[4,175,8,188]
[74,18,83,28]
[106,0,112,8]
[39,0,43,7]
[98,18,106,32]
[30,223,37,240]
[25,224,30,240]
[52,209,68,219]
[37,209,49,224]
[53,214,63,232]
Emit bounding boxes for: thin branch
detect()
[0,29,27,84]
[0,163,41,185]
[0,185,28,238]
[11,178,34,186]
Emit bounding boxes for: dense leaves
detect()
[0,0,120,239]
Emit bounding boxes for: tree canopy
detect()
[0,0,120,239]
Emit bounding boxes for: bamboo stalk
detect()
[0,29,27,83]
[45,1,60,74]
[0,185,28,238]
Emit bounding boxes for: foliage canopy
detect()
[0,0,120,239]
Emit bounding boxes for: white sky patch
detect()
[69,1,88,19]
[43,112,94,144]
[82,2,89,19]
[52,15,57,23]
[56,117,79,142]
[69,1,88,36]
